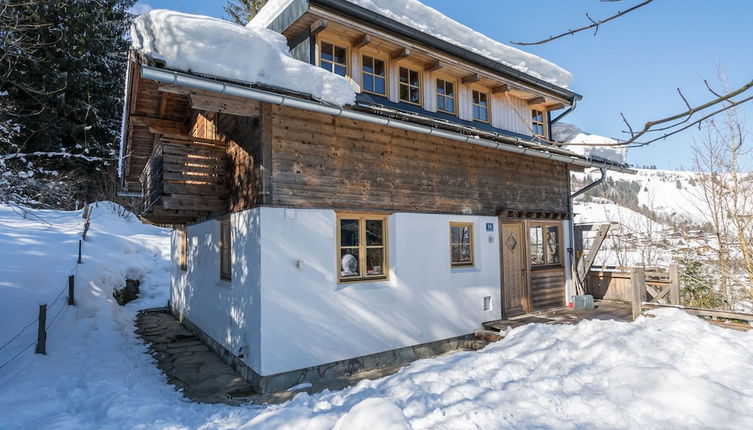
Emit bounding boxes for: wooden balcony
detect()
[139,136,228,225]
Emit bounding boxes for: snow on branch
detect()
[511,0,653,46]
[1,151,108,162]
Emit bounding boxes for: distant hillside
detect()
[552,122,627,164]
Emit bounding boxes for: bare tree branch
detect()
[511,0,653,46]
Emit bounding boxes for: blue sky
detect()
[134,1,752,170]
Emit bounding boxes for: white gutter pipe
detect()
[140,65,636,175]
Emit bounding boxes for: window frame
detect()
[318,39,349,78]
[471,88,490,123]
[398,65,422,106]
[450,222,475,267]
[219,218,232,281]
[531,108,547,139]
[360,53,388,97]
[336,213,389,284]
[529,222,563,268]
[179,229,188,271]
[435,77,457,115]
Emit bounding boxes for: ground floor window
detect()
[450,222,474,266]
[337,214,388,282]
[220,219,231,280]
[179,229,187,271]
[530,223,561,266]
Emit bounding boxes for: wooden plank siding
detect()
[266,104,569,215]
[531,267,566,311]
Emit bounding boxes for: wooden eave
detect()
[284,7,572,109]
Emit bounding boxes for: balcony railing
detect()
[139,136,228,224]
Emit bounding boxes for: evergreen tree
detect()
[0,0,136,205]
[224,0,268,25]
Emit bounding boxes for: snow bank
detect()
[3,204,753,429]
[554,122,628,164]
[249,0,573,89]
[131,10,356,106]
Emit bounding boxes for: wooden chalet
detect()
[120,1,631,393]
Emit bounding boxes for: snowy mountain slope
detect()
[2,204,753,428]
[574,168,707,226]
[553,122,628,164]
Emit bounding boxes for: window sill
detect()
[531,264,563,271]
[337,276,388,285]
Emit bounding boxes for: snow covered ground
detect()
[2,203,753,429]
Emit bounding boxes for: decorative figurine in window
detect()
[341,253,358,276]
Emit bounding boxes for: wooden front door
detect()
[501,222,529,317]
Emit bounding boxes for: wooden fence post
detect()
[82,221,90,241]
[68,275,75,306]
[631,267,646,320]
[35,304,47,354]
[669,264,680,305]
[78,240,82,264]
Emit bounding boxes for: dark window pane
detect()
[479,93,487,106]
[473,105,480,119]
[340,248,360,277]
[321,42,333,62]
[472,91,479,104]
[547,226,560,264]
[447,99,455,113]
[374,59,385,76]
[335,65,347,77]
[366,220,384,246]
[399,67,409,83]
[400,85,409,101]
[437,96,446,112]
[366,248,384,276]
[364,76,373,92]
[363,55,374,74]
[410,87,419,103]
[320,61,332,72]
[446,82,454,97]
[410,70,419,86]
[479,107,487,121]
[437,80,445,95]
[340,219,359,246]
[375,77,385,94]
[334,46,347,64]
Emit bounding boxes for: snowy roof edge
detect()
[251,0,581,101]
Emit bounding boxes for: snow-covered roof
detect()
[553,122,627,164]
[130,10,356,106]
[249,0,573,89]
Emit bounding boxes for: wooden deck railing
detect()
[139,136,228,224]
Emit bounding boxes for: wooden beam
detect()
[425,60,443,72]
[527,96,546,106]
[131,115,187,136]
[354,34,371,49]
[548,102,565,110]
[189,93,260,117]
[309,19,328,37]
[462,73,480,84]
[158,92,169,118]
[492,84,510,94]
[391,48,410,61]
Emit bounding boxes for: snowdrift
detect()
[249,0,573,89]
[131,10,356,106]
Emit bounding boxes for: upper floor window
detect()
[530,223,561,266]
[338,214,388,283]
[532,109,546,138]
[472,90,489,122]
[450,222,474,266]
[220,219,231,280]
[399,66,421,105]
[320,41,347,77]
[362,55,386,95]
[436,78,456,114]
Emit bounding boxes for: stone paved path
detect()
[135,308,257,405]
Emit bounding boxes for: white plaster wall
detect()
[170,210,262,372]
[257,207,500,376]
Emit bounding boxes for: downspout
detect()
[568,167,607,296]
